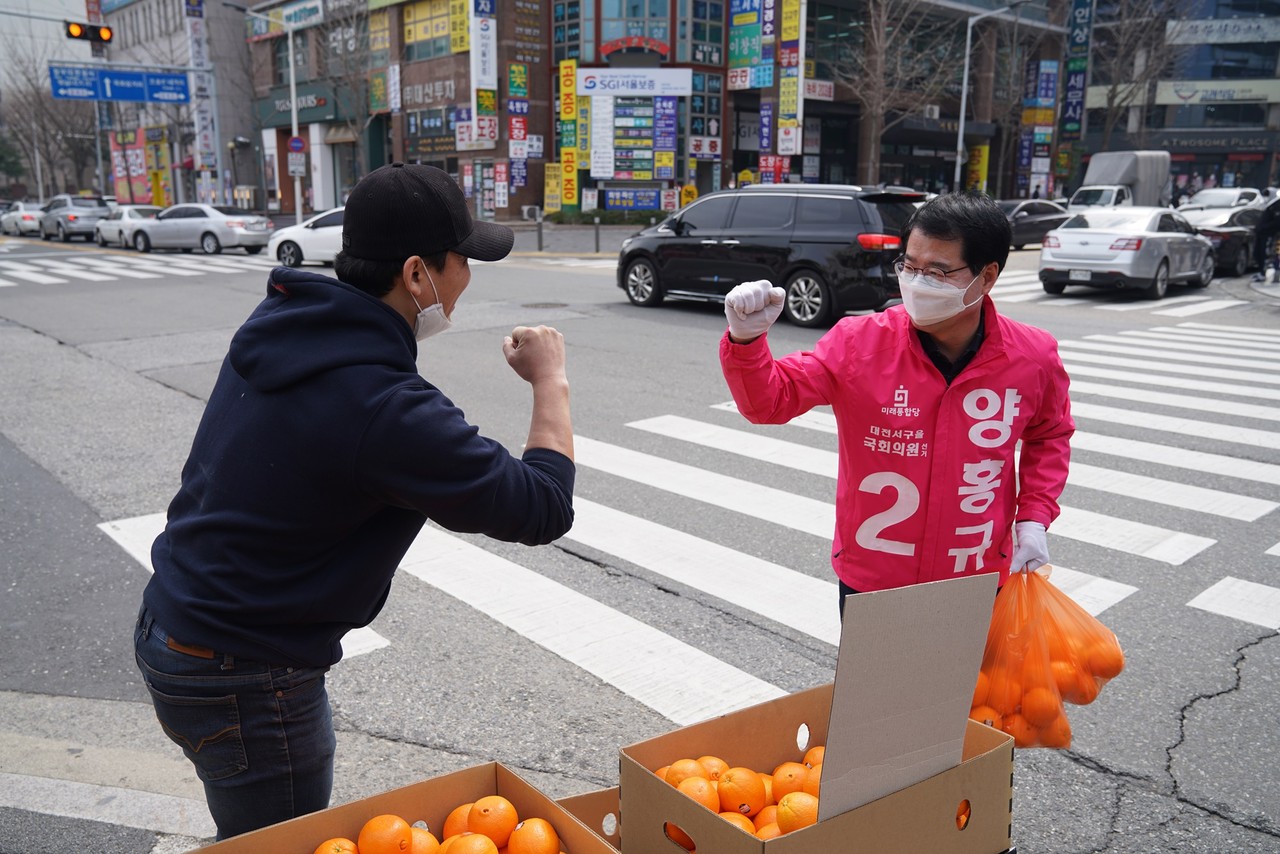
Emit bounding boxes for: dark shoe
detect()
[1252,273,1266,282]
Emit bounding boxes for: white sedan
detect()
[94,205,162,247]
[1038,207,1216,300]
[268,207,344,267]
[1,201,43,236]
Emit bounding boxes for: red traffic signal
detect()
[64,21,113,43]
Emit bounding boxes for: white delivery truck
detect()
[1067,150,1173,210]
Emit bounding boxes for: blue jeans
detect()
[133,607,336,839]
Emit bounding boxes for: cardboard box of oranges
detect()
[556,787,621,851]
[619,576,1016,853]
[195,762,618,854]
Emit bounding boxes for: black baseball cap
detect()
[341,162,514,263]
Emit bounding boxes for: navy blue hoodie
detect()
[143,267,575,667]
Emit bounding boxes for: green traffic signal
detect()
[64,21,113,42]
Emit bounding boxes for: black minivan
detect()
[616,184,925,327]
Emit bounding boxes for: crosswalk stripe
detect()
[575,435,835,539]
[567,498,842,646]
[399,524,786,725]
[1144,327,1280,351]
[1114,329,1280,358]
[629,415,1231,558]
[26,260,114,281]
[1063,361,1280,402]
[0,277,16,287]
[1046,566,1137,617]
[1179,321,1280,340]
[0,262,66,284]
[1154,299,1250,316]
[117,260,207,277]
[1060,349,1280,389]
[1070,380,1280,424]
[1053,506,1214,565]
[94,513,389,662]
[76,259,163,279]
[1094,295,1210,312]
[1267,542,1280,557]
[158,258,258,275]
[710,401,837,434]
[1062,339,1272,372]
[1071,431,1280,487]
[1188,577,1280,629]
[1072,401,1280,451]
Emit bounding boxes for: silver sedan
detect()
[94,205,162,247]
[130,204,272,255]
[1038,207,1216,300]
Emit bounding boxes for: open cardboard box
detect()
[558,786,622,851]
[196,762,618,853]
[619,575,1015,853]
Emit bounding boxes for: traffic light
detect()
[64,21,113,43]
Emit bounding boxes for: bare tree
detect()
[824,0,966,184]
[318,0,372,195]
[988,28,1053,199]
[1089,0,1190,150]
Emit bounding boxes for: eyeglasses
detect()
[892,256,973,281]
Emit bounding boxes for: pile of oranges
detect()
[312,795,565,854]
[654,745,825,847]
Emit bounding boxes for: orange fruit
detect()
[1061,668,1100,705]
[443,803,474,840]
[1039,712,1073,749]
[665,758,707,787]
[359,814,413,854]
[802,745,825,768]
[664,821,695,851]
[443,833,498,854]
[1086,640,1125,679]
[468,795,519,848]
[697,754,729,781]
[677,776,720,812]
[1050,660,1079,698]
[775,791,819,834]
[718,766,767,817]
[314,839,357,854]
[801,763,821,798]
[654,765,670,781]
[759,771,775,805]
[753,804,778,831]
[969,704,1003,730]
[756,822,782,839]
[971,668,991,707]
[720,811,756,833]
[409,827,441,854]
[1001,712,1039,748]
[506,817,560,854]
[986,668,1023,715]
[1020,686,1061,728]
[771,761,808,800]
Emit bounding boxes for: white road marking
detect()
[1072,401,1280,451]
[1188,577,1280,630]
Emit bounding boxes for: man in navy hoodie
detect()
[133,163,575,839]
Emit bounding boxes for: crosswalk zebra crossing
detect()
[0,251,275,286]
[995,270,1250,314]
[97,321,1280,726]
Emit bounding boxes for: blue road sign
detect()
[49,64,190,104]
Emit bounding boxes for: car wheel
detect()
[277,241,303,267]
[244,245,263,255]
[57,223,70,242]
[1042,280,1066,295]
[1143,260,1169,300]
[119,232,130,249]
[39,223,50,240]
[200,232,222,254]
[1014,244,1026,251]
[1227,244,1249,278]
[134,231,152,253]
[782,269,831,328]
[1191,252,1214,288]
[623,257,664,306]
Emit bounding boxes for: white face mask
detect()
[899,270,982,326]
[410,264,452,341]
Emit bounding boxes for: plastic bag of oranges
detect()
[969,567,1124,749]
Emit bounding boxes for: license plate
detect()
[1068,269,1092,282]
[247,222,266,231]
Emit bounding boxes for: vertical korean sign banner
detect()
[776,0,803,156]
[470,0,498,146]
[559,59,578,206]
[1058,0,1092,185]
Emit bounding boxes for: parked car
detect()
[1038,207,1215,300]
[997,199,1071,250]
[94,204,162,248]
[0,201,43,236]
[39,194,112,242]
[1177,187,1263,211]
[616,184,925,327]
[1180,206,1261,278]
[268,206,344,267]
[130,204,272,254]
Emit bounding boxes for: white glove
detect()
[724,280,784,340]
[1011,521,1049,572]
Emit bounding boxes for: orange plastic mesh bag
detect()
[969,567,1124,749]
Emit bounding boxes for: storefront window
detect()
[682,0,722,64]
[554,0,590,61]
[273,30,310,86]
[602,0,670,55]
[403,0,451,62]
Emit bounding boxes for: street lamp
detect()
[954,1,1028,194]
[225,2,303,222]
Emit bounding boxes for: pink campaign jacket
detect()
[720,297,1074,593]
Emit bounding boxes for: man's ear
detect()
[400,256,424,300]
[980,262,1000,295]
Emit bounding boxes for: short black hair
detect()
[902,193,1011,274]
[333,249,449,297]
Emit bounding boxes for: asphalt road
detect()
[1,230,1278,853]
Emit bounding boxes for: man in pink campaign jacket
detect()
[720,192,1073,609]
